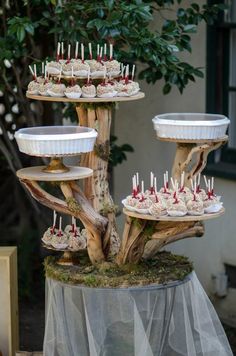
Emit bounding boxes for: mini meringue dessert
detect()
[149,198,167,217]
[62,62,74,76]
[47,83,66,97]
[65,84,82,99]
[167,196,187,217]
[38,81,53,96]
[97,82,117,98]
[46,61,62,75]
[81,82,96,98]
[27,80,40,95]
[186,195,204,216]
[73,60,90,77]
[51,217,69,250]
[42,211,58,246]
[104,59,120,77]
[87,59,106,78]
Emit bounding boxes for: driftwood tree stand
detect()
[18,93,227,267]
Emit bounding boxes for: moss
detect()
[78,102,115,110]
[99,202,119,216]
[66,197,81,213]
[94,141,110,161]
[44,251,193,288]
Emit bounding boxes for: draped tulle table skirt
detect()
[43,272,233,356]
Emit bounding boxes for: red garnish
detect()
[155,194,159,203]
[50,226,55,235]
[150,187,155,195]
[69,224,75,233]
[139,195,146,202]
[73,229,78,237]
[103,55,107,61]
[173,198,179,204]
[57,231,63,237]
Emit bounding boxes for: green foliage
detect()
[110,136,134,167]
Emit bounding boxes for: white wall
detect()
[113,1,236,300]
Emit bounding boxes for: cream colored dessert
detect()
[42,227,58,246]
[68,233,87,251]
[187,198,204,215]
[51,231,69,249]
[62,62,73,75]
[136,198,152,210]
[38,81,53,96]
[97,83,117,97]
[167,198,187,216]
[73,60,90,77]
[81,83,96,98]
[117,80,140,96]
[149,201,167,217]
[47,83,66,97]
[46,61,61,75]
[87,59,105,77]
[65,84,82,99]
[104,60,120,76]
[27,80,40,95]
[126,195,138,207]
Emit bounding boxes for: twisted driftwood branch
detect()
[20,179,107,264]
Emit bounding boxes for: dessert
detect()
[97,82,117,98]
[47,83,66,97]
[186,193,204,216]
[46,61,62,75]
[81,82,96,98]
[73,60,90,77]
[51,216,69,249]
[27,80,40,95]
[149,200,167,217]
[167,196,187,217]
[104,59,120,77]
[42,211,58,246]
[38,81,53,96]
[65,84,82,99]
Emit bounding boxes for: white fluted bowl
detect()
[15,126,97,157]
[152,113,230,140]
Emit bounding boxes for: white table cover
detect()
[44,272,233,356]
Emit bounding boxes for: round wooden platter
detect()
[123,207,225,222]
[26,91,145,103]
[16,166,93,181]
[156,135,228,144]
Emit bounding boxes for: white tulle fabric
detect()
[43,272,233,356]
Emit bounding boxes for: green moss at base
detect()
[44,251,193,288]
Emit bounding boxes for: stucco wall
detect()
[113,2,236,297]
